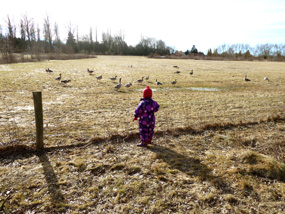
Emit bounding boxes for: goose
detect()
[264,77,270,81]
[114,78,122,90]
[55,73,62,81]
[174,71,181,74]
[110,76,117,81]
[61,79,71,84]
[189,70,193,75]
[173,65,179,69]
[244,75,251,81]
[96,75,102,81]
[46,68,53,73]
[124,83,132,88]
[156,79,162,85]
[87,68,94,75]
[137,77,144,83]
[145,76,149,81]
[171,79,177,85]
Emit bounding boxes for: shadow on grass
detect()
[36,151,65,205]
[147,144,232,193]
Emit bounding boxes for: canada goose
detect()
[46,68,53,73]
[61,79,71,84]
[124,83,132,88]
[96,75,102,81]
[110,76,117,81]
[171,79,177,85]
[55,73,62,80]
[156,79,162,85]
[137,77,144,83]
[114,78,122,90]
[145,76,149,81]
[87,68,94,75]
[244,75,251,81]
[264,77,270,81]
[174,71,181,74]
[173,65,179,69]
[189,70,193,75]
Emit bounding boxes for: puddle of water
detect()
[185,87,220,91]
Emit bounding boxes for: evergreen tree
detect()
[66,31,77,53]
[191,45,198,53]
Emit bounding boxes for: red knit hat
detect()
[143,86,152,98]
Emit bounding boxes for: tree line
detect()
[205,43,285,61]
[0,15,174,63]
[0,14,284,63]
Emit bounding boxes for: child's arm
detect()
[134,101,144,119]
[154,101,160,112]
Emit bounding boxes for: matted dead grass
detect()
[0,121,284,213]
[0,56,285,213]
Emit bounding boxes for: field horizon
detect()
[0,56,284,213]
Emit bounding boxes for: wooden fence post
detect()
[33,92,44,150]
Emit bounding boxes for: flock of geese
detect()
[46,65,270,89]
[84,66,194,90]
[46,66,184,89]
[46,68,71,84]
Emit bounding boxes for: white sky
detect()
[1,0,285,53]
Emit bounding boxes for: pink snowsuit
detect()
[134,98,160,142]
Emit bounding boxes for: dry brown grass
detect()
[0,56,284,213]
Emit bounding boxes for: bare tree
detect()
[102,30,113,53]
[30,21,36,42]
[113,30,127,54]
[22,14,32,43]
[89,27,93,43]
[43,15,53,52]
[6,16,15,40]
[156,40,167,55]
[20,19,26,40]
[257,43,272,59]
[0,16,16,63]
[76,26,79,42]
[95,27,98,43]
[54,22,60,42]
[36,24,41,42]
[53,22,62,53]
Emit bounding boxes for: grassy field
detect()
[0,56,285,213]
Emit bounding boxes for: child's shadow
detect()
[147,144,232,193]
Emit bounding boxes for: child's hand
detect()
[133,117,138,121]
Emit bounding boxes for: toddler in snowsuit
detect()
[133,86,160,147]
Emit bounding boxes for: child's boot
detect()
[137,141,147,147]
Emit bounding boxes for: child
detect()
[133,86,160,147]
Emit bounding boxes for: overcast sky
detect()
[1,0,284,53]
